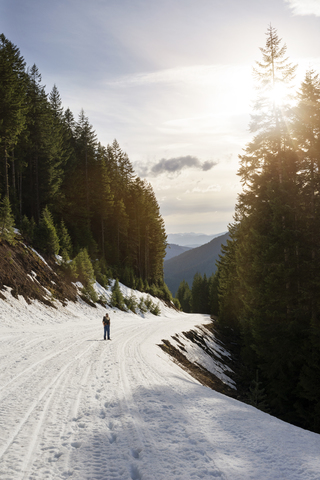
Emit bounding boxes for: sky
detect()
[2,0,320,235]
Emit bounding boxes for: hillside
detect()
[1,248,320,479]
[167,232,227,248]
[0,239,77,306]
[164,232,229,295]
[165,243,193,261]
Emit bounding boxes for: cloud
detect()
[149,156,218,176]
[285,0,320,16]
[188,185,221,193]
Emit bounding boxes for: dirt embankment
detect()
[0,239,77,307]
[159,322,248,403]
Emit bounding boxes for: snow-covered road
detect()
[1,289,320,480]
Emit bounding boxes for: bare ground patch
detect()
[159,321,248,403]
[0,238,77,307]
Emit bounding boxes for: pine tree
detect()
[235,26,298,328]
[291,70,320,320]
[73,248,95,286]
[74,109,97,214]
[20,215,36,244]
[218,26,307,424]
[208,271,219,316]
[58,220,72,260]
[0,34,27,199]
[191,273,209,313]
[0,195,16,243]
[35,206,60,256]
[175,280,192,313]
[241,25,297,174]
[92,143,114,260]
[110,278,125,310]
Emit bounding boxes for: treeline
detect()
[175,272,218,315]
[0,34,169,300]
[217,26,320,433]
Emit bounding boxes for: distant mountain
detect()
[167,232,227,248]
[164,232,229,296]
[165,244,193,261]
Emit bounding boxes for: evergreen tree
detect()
[218,26,308,426]
[110,278,125,310]
[74,109,97,214]
[20,215,36,244]
[0,195,16,243]
[73,248,95,286]
[21,64,61,220]
[0,34,27,199]
[58,220,72,260]
[291,70,320,320]
[175,280,192,313]
[35,206,60,256]
[208,271,219,316]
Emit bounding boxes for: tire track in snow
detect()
[60,322,133,480]
[0,339,94,457]
[0,332,98,479]
[0,334,94,399]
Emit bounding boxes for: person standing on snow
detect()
[102,312,111,340]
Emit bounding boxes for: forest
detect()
[0,33,170,302]
[174,25,320,434]
[215,26,320,433]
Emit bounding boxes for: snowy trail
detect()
[1,292,320,479]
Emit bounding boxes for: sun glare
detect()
[268,83,289,106]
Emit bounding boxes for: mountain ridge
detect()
[167,231,228,247]
[164,232,229,295]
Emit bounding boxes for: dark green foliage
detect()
[57,220,72,261]
[0,196,16,243]
[208,271,219,316]
[0,35,167,295]
[34,206,60,256]
[110,279,126,310]
[93,258,111,289]
[72,248,95,286]
[136,295,160,315]
[217,27,320,433]
[136,277,145,292]
[155,280,173,302]
[191,273,209,313]
[172,297,181,310]
[248,370,269,412]
[0,35,27,198]
[123,293,138,313]
[81,283,98,304]
[298,325,320,431]
[176,271,220,315]
[20,215,36,244]
[146,296,161,316]
[138,296,147,313]
[175,280,192,313]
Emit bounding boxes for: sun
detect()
[268,82,289,106]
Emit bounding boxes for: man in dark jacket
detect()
[102,312,111,340]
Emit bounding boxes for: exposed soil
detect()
[159,320,248,403]
[0,238,77,307]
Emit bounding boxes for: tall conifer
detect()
[0,34,27,198]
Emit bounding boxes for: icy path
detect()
[1,293,320,480]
